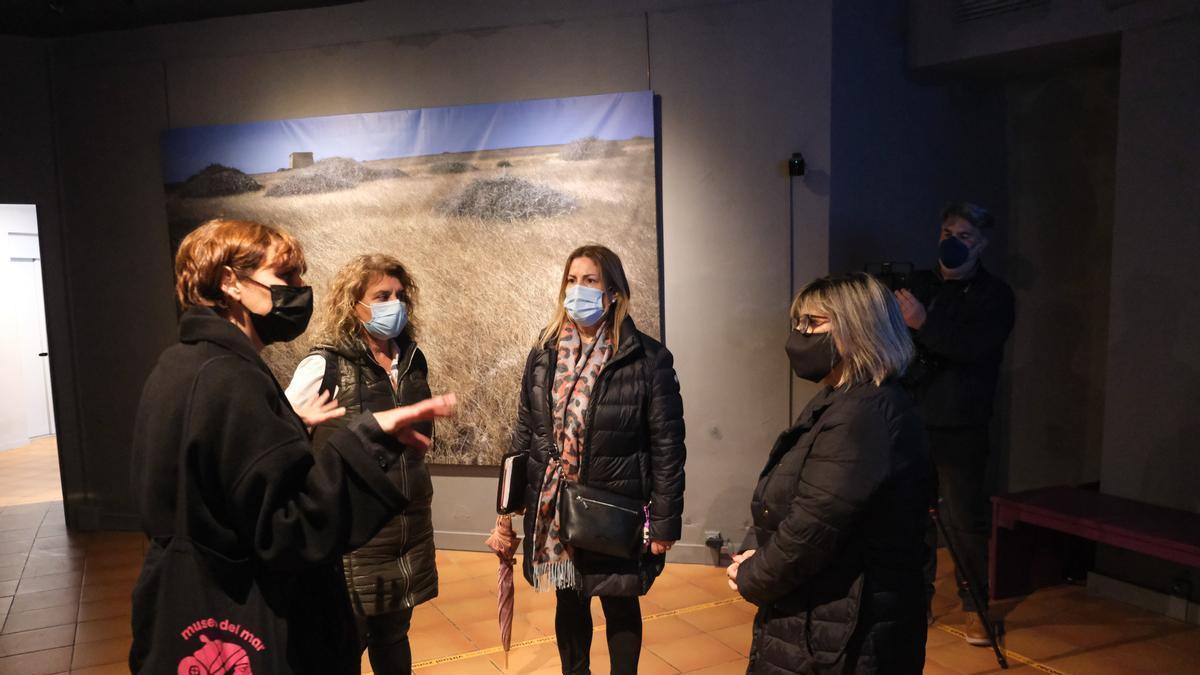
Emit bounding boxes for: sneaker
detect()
[963,613,991,647]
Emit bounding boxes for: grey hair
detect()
[941,201,995,230]
[790,273,914,388]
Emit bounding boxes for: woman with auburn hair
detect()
[285,253,435,675]
[493,244,686,675]
[129,219,456,674]
[726,272,930,674]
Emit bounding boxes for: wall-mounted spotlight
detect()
[788,151,806,177]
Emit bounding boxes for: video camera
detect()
[865,262,919,292]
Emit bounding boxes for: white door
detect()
[10,235,54,439]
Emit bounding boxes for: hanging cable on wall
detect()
[786,151,805,418]
[644,11,652,90]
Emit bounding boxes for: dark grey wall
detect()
[910,2,1200,513]
[910,0,1200,609]
[1100,15,1200,514]
[1002,63,1118,492]
[52,61,178,528]
[28,0,833,559]
[908,0,1197,70]
[830,3,1007,277]
[1094,15,1200,597]
[648,0,832,558]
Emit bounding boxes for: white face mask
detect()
[563,285,607,327]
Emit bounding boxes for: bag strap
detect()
[169,366,208,542]
[312,348,340,400]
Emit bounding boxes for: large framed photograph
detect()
[161,91,661,465]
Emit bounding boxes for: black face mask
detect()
[785,331,839,383]
[939,237,971,270]
[241,278,313,345]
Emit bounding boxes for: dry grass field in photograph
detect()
[164,138,660,465]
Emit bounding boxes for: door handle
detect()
[38,353,47,357]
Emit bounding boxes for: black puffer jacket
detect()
[737,381,929,674]
[309,336,437,616]
[510,317,686,597]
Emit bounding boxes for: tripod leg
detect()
[931,504,1008,669]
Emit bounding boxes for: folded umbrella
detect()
[485,514,521,668]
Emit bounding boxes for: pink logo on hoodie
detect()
[177,635,252,674]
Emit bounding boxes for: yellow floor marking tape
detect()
[415,596,1070,674]
[934,623,1069,675]
[412,596,745,669]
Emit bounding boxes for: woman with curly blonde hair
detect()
[285,253,435,675]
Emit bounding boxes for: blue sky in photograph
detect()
[161,91,654,183]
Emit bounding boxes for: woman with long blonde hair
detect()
[494,244,687,675]
[285,253,436,675]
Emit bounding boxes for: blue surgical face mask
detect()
[359,299,408,340]
[563,284,608,327]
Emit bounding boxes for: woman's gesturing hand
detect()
[295,389,346,429]
[372,393,458,455]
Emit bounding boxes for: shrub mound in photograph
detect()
[429,161,478,174]
[177,164,262,198]
[440,175,577,221]
[559,136,623,161]
[265,157,408,197]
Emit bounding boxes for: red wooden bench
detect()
[990,486,1200,600]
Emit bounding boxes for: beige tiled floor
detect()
[0,437,63,509]
[2,437,1198,673]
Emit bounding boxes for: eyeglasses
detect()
[794,314,830,334]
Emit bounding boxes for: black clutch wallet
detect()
[559,481,647,560]
[496,451,527,514]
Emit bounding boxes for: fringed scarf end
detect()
[531,559,580,593]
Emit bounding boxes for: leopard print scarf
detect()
[530,322,613,591]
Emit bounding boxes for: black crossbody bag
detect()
[559,479,647,560]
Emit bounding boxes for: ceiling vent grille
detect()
[954,0,1050,23]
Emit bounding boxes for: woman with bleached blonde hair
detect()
[492,244,686,675]
[727,272,931,674]
[284,253,435,675]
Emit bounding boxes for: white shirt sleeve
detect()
[284,354,334,410]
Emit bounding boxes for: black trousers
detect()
[923,425,991,612]
[555,589,642,675]
[357,607,414,675]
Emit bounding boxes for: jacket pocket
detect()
[800,571,865,666]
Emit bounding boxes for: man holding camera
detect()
[894,202,1015,646]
